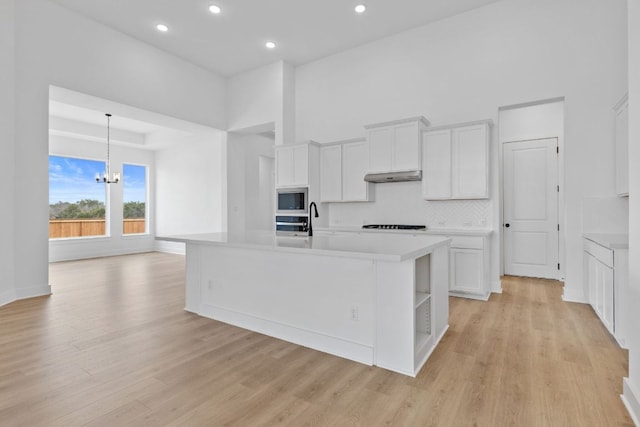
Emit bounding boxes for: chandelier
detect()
[96,113,120,184]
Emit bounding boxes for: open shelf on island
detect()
[415,291,431,309]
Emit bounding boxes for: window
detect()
[123,164,147,235]
[49,155,107,239]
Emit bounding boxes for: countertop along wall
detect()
[8,0,227,304]
[294,0,628,302]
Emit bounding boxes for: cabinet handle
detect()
[505,223,510,228]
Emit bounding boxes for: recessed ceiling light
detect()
[209,5,222,14]
[265,41,276,49]
[354,4,366,13]
[156,23,169,32]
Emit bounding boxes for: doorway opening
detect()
[499,99,564,280]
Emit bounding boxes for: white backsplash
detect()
[424,199,492,229]
[327,181,492,229]
[582,197,629,234]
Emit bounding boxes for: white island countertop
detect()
[157,231,451,262]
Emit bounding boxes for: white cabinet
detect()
[614,94,628,197]
[276,142,319,188]
[422,121,491,200]
[320,139,372,202]
[320,144,342,201]
[448,235,491,300]
[365,116,430,173]
[583,236,629,347]
[342,140,372,201]
[450,248,484,295]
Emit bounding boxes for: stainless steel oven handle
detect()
[276,222,307,226]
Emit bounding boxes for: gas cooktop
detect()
[362,224,427,230]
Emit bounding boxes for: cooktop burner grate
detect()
[362,224,427,230]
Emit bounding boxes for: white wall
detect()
[48,135,156,262]
[227,61,295,145]
[0,0,16,305]
[295,0,628,302]
[155,133,225,239]
[624,0,640,422]
[7,0,227,304]
[244,135,275,231]
[225,133,275,234]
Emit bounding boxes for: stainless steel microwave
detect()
[276,188,308,214]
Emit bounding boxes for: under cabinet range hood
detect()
[364,170,422,183]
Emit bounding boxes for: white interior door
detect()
[503,138,559,279]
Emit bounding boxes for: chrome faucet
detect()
[308,202,319,237]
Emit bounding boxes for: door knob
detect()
[505,223,510,228]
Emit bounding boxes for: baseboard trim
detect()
[0,288,17,307]
[561,287,588,304]
[491,280,503,294]
[449,291,490,301]
[154,240,186,255]
[15,285,51,300]
[1,285,52,308]
[622,378,640,426]
[199,303,374,367]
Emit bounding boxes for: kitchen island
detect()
[156,232,451,377]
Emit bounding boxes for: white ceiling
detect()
[50,101,166,134]
[49,0,502,77]
[49,86,221,150]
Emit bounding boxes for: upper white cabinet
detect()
[320,139,372,202]
[422,120,491,200]
[365,116,430,173]
[614,94,628,197]
[276,142,319,188]
[320,144,342,201]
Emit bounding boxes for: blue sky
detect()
[123,164,146,203]
[49,156,146,204]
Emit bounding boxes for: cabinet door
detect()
[450,248,483,294]
[275,146,295,187]
[292,145,309,186]
[586,251,597,307]
[320,145,342,202]
[368,127,393,173]
[422,129,452,200]
[615,101,629,196]
[393,122,420,171]
[599,261,614,333]
[452,124,489,199]
[342,141,370,201]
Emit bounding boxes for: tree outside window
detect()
[49,155,107,239]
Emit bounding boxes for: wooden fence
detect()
[49,219,146,238]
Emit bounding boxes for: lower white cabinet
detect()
[450,248,483,295]
[425,232,491,300]
[448,235,491,300]
[584,236,628,347]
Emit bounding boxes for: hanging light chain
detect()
[96,113,119,184]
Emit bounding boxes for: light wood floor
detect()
[0,253,633,426]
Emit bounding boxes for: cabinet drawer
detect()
[583,239,614,268]
[449,236,483,250]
